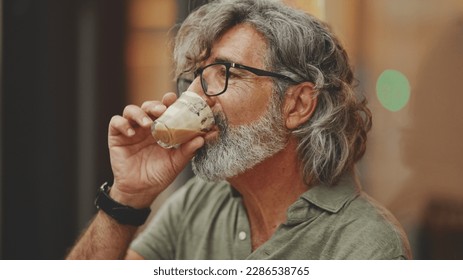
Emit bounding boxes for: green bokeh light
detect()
[376,69,411,112]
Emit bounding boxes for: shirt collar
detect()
[285,174,360,225]
[301,174,360,213]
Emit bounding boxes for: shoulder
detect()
[129,177,233,259]
[300,174,411,259]
[331,192,412,259]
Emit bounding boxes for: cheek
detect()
[219,82,273,125]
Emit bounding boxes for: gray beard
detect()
[192,95,289,181]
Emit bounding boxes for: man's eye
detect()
[218,68,227,78]
[228,69,241,79]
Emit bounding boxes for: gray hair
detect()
[173,0,372,186]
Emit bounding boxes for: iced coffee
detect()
[151,91,215,148]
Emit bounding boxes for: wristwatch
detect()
[94,182,151,226]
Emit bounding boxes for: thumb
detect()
[171,136,205,168]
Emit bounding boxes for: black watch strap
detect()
[94,182,151,226]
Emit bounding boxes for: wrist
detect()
[94,182,152,226]
[109,182,159,209]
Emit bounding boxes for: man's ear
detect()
[282,82,318,130]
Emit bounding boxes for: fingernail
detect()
[127,128,135,136]
[154,104,166,112]
[142,117,152,126]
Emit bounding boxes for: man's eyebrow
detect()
[213,57,236,64]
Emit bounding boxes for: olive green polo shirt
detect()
[130,175,411,259]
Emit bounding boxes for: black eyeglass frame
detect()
[177,62,299,97]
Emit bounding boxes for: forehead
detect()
[208,24,268,68]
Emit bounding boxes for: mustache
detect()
[213,111,229,139]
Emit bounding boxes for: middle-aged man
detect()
[67,0,412,259]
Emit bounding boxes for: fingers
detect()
[171,136,205,167]
[162,92,178,107]
[109,115,136,137]
[109,103,154,138]
[141,92,177,118]
[140,101,166,118]
[123,105,153,128]
[180,136,205,156]
[109,93,178,138]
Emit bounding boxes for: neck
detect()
[227,138,309,250]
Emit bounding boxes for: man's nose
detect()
[187,77,216,107]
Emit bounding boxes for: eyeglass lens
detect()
[200,64,228,96]
[177,64,229,96]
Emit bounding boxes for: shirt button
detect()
[238,231,247,241]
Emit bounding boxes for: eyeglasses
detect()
[176,62,298,96]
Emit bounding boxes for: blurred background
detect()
[1,0,462,259]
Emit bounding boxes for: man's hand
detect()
[107,92,205,208]
[66,93,204,260]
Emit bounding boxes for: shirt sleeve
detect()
[129,179,194,260]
